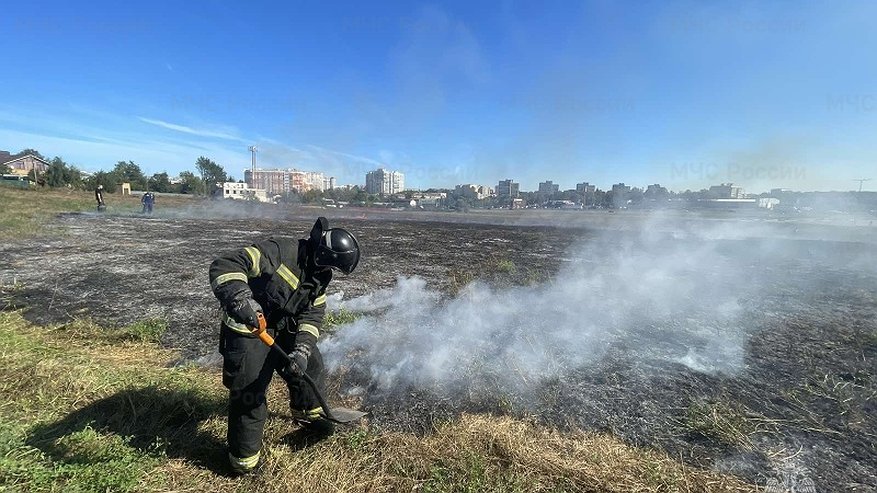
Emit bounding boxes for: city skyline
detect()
[1,2,876,193]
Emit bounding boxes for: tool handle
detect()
[251,313,275,346]
[248,312,337,422]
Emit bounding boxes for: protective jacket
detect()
[209,237,332,348]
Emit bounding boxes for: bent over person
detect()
[208,217,360,474]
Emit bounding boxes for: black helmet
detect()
[314,228,360,274]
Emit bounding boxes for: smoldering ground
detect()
[324,233,755,392]
[321,217,877,491]
[1,210,875,491]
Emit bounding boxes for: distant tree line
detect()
[4,149,231,196]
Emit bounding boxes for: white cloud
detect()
[137,117,242,141]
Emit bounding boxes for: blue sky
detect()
[1,1,875,192]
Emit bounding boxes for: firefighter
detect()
[141,192,155,214]
[208,217,360,475]
[95,185,106,211]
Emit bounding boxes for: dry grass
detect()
[0,311,757,492]
[0,187,202,240]
[231,414,758,493]
[682,399,754,450]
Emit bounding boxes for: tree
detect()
[195,156,229,194]
[14,148,45,160]
[112,161,147,190]
[44,157,82,188]
[353,189,368,204]
[84,171,118,193]
[45,157,66,187]
[325,185,361,203]
[0,162,10,174]
[148,172,173,193]
[177,171,204,195]
[301,189,322,203]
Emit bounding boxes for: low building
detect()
[697,198,757,209]
[758,197,780,209]
[548,200,581,209]
[709,183,745,199]
[222,182,272,203]
[411,191,447,208]
[3,153,50,177]
[455,184,493,200]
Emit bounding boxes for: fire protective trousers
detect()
[218,324,327,459]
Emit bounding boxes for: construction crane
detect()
[853,178,872,192]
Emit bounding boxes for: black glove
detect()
[285,343,311,378]
[227,295,263,328]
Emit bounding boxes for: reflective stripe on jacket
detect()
[209,237,331,339]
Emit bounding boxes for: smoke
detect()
[322,221,766,399]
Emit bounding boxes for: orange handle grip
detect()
[250,312,275,346]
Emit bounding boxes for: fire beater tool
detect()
[250,313,366,424]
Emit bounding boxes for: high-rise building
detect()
[645,184,668,195]
[611,183,631,194]
[390,170,404,194]
[497,179,520,198]
[538,180,560,194]
[365,168,405,195]
[245,168,330,195]
[611,183,631,208]
[576,182,596,194]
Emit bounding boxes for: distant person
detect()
[208,217,360,475]
[141,192,155,214]
[95,185,106,212]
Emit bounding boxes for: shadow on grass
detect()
[26,386,231,475]
[281,425,335,452]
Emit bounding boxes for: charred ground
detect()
[1,207,875,492]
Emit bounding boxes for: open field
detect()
[1,187,876,491]
[1,311,757,492]
[0,187,202,241]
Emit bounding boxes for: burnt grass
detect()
[1,208,876,492]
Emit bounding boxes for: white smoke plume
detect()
[322,224,763,397]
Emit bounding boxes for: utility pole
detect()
[248,145,257,187]
[853,178,872,192]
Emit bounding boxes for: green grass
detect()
[0,423,160,493]
[324,309,359,331]
[0,187,203,240]
[118,319,167,344]
[0,311,225,492]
